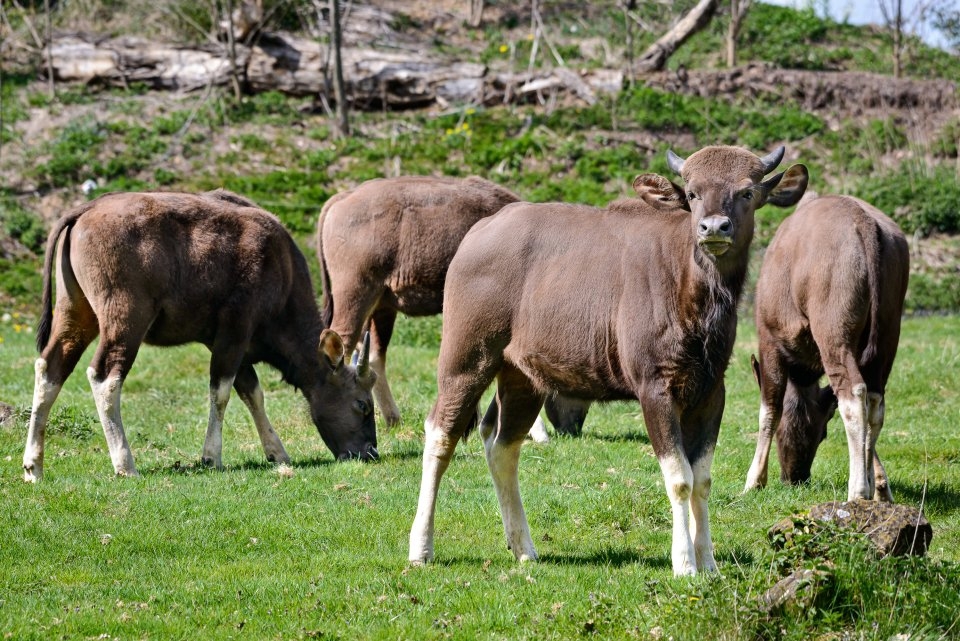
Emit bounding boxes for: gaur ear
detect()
[762,164,809,207]
[319,329,346,370]
[632,174,689,211]
[750,354,762,389]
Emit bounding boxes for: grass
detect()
[1,313,958,639]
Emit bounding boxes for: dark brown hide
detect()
[409,146,808,575]
[747,195,909,500]
[24,189,376,480]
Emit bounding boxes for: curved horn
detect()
[666,149,685,175]
[759,146,785,174]
[357,331,371,377]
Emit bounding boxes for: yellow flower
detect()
[526,33,534,41]
[461,123,470,130]
[499,44,508,53]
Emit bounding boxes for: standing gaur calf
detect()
[23,189,378,481]
[408,146,808,576]
[744,194,909,501]
[317,175,589,435]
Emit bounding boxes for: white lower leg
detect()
[660,453,697,576]
[238,383,290,464]
[409,419,455,563]
[840,384,871,500]
[87,367,137,477]
[23,358,62,482]
[371,355,401,427]
[484,432,537,562]
[867,393,893,502]
[202,378,233,469]
[527,416,550,443]
[690,450,717,572]
[744,402,775,491]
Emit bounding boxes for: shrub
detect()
[856,165,960,235]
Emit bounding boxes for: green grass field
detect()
[1,314,958,639]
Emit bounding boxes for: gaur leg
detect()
[368,307,402,427]
[867,392,893,502]
[25,242,99,481]
[690,444,718,572]
[233,363,290,465]
[201,326,251,469]
[688,389,722,573]
[527,415,550,443]
[483,365,544,562]
[408,406,479,564]
[639,382,715,576]
[409,340,502,564]
[24,328,96,482]
[86,328,143,477]
[544,393,591,436]
[822,347,873,500]
[744,351,787,492]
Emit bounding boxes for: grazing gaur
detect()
[744,194,909,501]
[317,174,584,436]
[408,146,809,576]
[23,189,378,481]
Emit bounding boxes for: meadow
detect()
[1,312,958,640]
[2,2,960,638]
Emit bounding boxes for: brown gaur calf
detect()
[408,146,809,575]
[744,194,909,501]
[24,189,377,481]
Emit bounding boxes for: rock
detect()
[769,499,932,557]
[758,567,834,616]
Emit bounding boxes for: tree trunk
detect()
[331,0,350,136]
[878,0,904,78]
[621,0,637,87]
[726,0,752,68]
[636,0,718,73]
[469,0,484,28]
[224,0,243,100]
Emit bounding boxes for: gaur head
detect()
[637,146,809,261]
[751,355,838,484]
[311,330,379,461]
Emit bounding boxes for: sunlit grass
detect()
[1,314,958,639]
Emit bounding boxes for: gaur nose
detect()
[699,216,732,237]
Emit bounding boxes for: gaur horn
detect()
[759,146,785,174]
[666,149,685,175]
[357,331,371,377]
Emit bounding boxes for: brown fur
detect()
[31,189,378,472]
[411,146,809,573]
[752,194,909,489]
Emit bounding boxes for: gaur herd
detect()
[22,144,909,576]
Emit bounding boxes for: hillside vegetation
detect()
[1,0,959,315]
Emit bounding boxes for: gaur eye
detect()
[686,192,696,201]
[354,399,371,416]
[742,190,754,200]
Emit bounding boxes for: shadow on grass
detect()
[539,548,672,570]
[146,455,337,475]
[588,429,651,444]
[893,480,960,515]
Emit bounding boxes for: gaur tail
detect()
[317,206,335,329]
[35,206,88,352]
[859,222,883,367]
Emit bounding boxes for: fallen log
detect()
[45,31,621,110]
